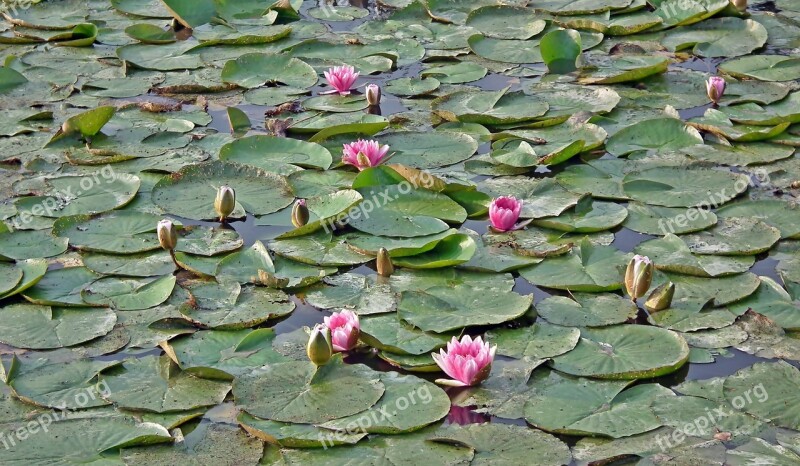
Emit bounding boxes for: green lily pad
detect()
[221,53,317,89]
[270,231,372,267]
[681,217,781,256]
[622,166,749,207]
[164,328,287,380]
[724,361,800,430]
[536,293,639,327]
[177,280,295,329]
[716,199,800,239]
[152,161,294,220]
[380,131,478,169]
[14,172,140,218]
[82,250,177,277]
[0,258,47,300]
[0,303,115,349]
[429,423,572,466]
[0,414,171,464]
[82,275,176,311]
[233,356,385,424]
[459,229,543,272]
[7,356,118,409]
[524,369,670,437]
[52,211,162,254]
[465,6,546,39]
[392,233,476,269]
[486,322,580,359]
[101,355,231,412]
[550,325,690,379]
[432,87,549,125]
[532,198,628,233]
[635,234,755,277]
[220,135,332,171]
[320,372,450,434]
[121,419,263,465]
[720,55,800,82]
[728,277,800,331]
[662,17,768,58]
[359,313,451,355]
[398,285,532,332]
[607,118,703,156]
[624,202,718,235]
[519,238,628,292]
[22,266,101,307]
[305,273,397,316]
[238,412,366,448]
[579,54,670,84]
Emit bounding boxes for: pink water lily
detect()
[489,196,526,232]
[432,335,496,387]
[323,310,360,352]
[323,65,359,96]
[342,139,390,170]
[706,76,726,105]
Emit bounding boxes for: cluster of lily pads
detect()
[0,0,800,464]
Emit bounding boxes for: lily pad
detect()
[550,325,690,379]
[0,304,115,349]
[397,286,532,332]
[232,356,385,424]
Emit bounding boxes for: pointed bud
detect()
[157,219,177,251]
[706,76,726,105]
[365,84,381,106]
[732,0,746,12]
[214,185,235,221]
[625,255,653,301]
[645,281,675,313]
[307,324,333,366]
[291,199,309,228]
[377,247,394,277]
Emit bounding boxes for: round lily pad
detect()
[0,303,115,349]
[233,356,385,424]
[536,293,638,327]
[320,372,450,434]
[152,161,294,220]
[550,325,690,379]
[101,355,231,413]
[397,286,532,333]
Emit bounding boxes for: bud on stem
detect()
[377,247,394,277]
[292,199,309,228]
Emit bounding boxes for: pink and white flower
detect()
[432,335,496,387]
[323,65,359,96]
[489,196,526,232]
[323,310,360,352]
[342,139,390,170]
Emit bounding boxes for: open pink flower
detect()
[489,196,524,232]
[706,76,726,105]
[323,310,360,352]
[432,335,496,387]
[323,65,359,96]
[342,139,390,170]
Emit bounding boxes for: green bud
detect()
[645,282,675,313]
[214,185,235,221]
[292,199,309,228]
[376,247,394,277]
[306,324,333,366]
